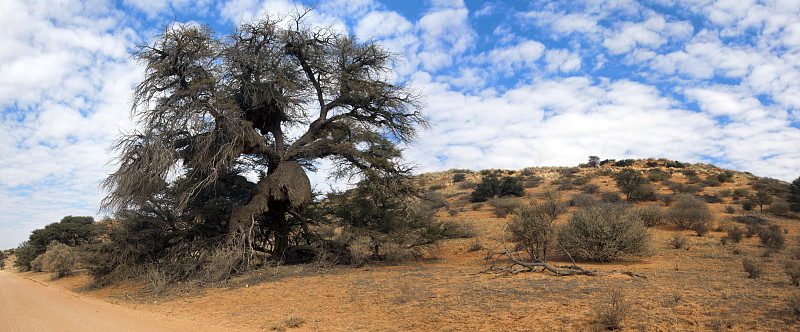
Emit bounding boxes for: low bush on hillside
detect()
[470,173,524,202]
[742,257,765,279]
[558,203,650,262]
[487,197,524,218]
[569,193,599,208]
[667,195,712,233]
[508,202,562,262]
[759,225,786,252]
[632,204,665,227]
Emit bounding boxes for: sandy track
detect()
[0,270,224,332]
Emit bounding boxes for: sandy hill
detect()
[19,159,800,331]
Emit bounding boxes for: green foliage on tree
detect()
[788,177,800,213]
[588,156,600,168]
[14,216,95,271]
[613,168,655,201]
[751,191,773,213]
[470,173,524,202]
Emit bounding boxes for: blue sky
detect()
[2,0,800,249]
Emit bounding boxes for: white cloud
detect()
[416,4,476,71]
[481,40,546,76]
[0,0,140,249]
[544,49,582,73]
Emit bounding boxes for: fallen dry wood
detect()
[479,225,644,278]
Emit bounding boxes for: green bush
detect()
[613,168,656,201]
[558,204,650,262]
[667,195,712,230]
[452,173,466,182]
[470,174,524,202]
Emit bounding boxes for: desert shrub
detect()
[759,225,786,252]
[37,241,76,279]
[785,260,800,286]
[558,204,650,262]
[558,167,581,178]
[466,239,483,252]
[742,257,765,278]
[30,254,45,272]
[725,226,744,243]
[581,183,600,194]
[553,178,576,191]
[733,188,750,198]
[719,189,733,197]
[665,160,686,168]
[421,191,448,210]
[751,177,790,198]
[509,204,559,262]
[668,233,689,249]
[724,205,736,214]
[429,184,445,191]
[569,193,599,208]
[788,293,800,315]
[471,202,484,211]
[742,199,756,211]
[633,204,665,227]
[595,289,631,330]
[691,219,711,237]
[614,159,635,167]
[648,169,671,182]
[487,197,524,218]
[682,169,697,177]
[458,181,477,190]
[452,173,466,182]
[667,195,712,230]
[703,177,722,187]
[601,191,621,203]
[700,194,723,204]
[767,200,793,217]
[646,161,659,168]
[659,194,675,207]
[717,171,735,183]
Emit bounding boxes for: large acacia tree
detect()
[101,13,425,259]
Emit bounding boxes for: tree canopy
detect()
[101,12,425,258]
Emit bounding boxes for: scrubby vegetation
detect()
[558,203,651,262]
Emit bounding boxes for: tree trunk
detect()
[268,199,290,261]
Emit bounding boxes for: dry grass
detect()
[33,162,800,331]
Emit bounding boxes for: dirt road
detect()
[0,270,224,332]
